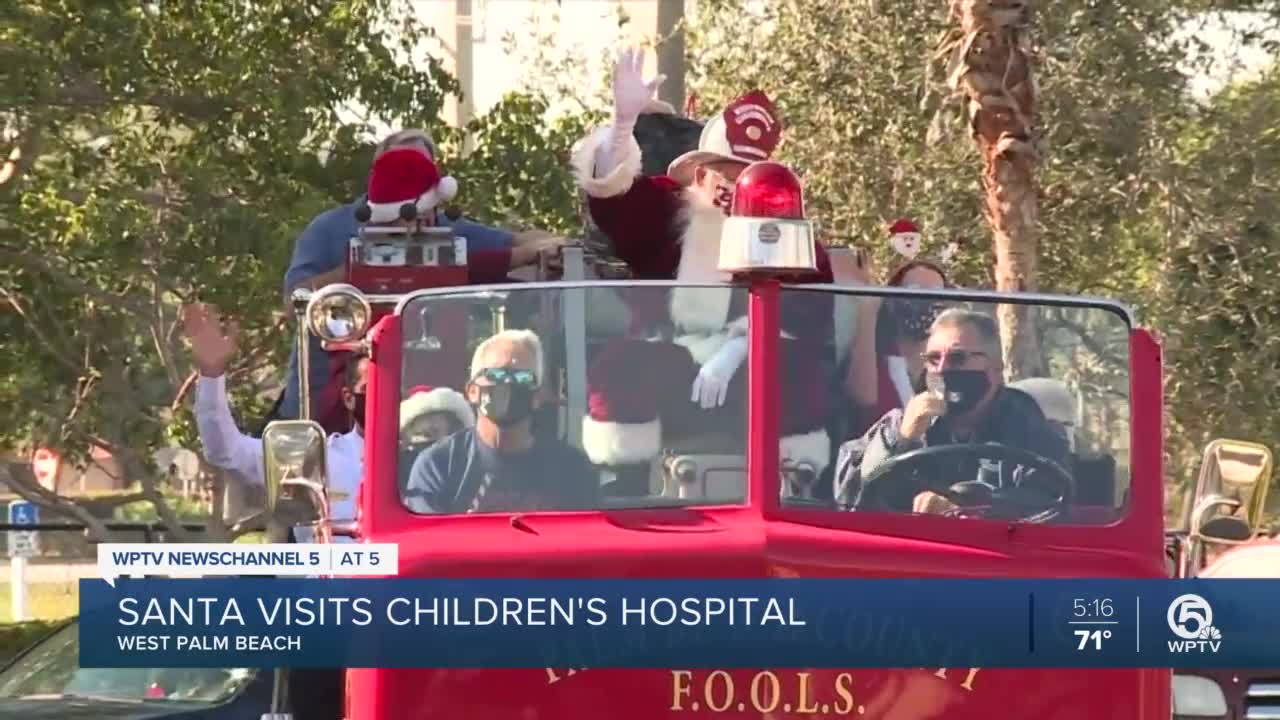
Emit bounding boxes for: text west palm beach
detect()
[117,596,807,627]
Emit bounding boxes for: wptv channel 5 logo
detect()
[1166,593,1223,653]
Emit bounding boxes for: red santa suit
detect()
[569,90,835,476]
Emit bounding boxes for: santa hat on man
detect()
[666,89,783,186]
[399,385,475,433]
[355,147,458,224]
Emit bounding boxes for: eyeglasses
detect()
[472,367,537,386]
[922,350,988,368]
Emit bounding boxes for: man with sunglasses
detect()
[832,309,1070,513]
[569,47,835,493]
[403,329,600,514]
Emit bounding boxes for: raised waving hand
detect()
[182,303,240,378]
[612,46,667,131]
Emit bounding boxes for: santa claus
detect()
[569,47,835,494]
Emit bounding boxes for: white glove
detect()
[690,336,748,409]
[611,46,666,133]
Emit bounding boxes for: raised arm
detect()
[464,234,575,284]
[830,248,881,408]
[568,47,684,278]
[193,374,264,486]
[182,304,264,487]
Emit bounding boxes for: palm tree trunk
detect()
[945,0,1046,377]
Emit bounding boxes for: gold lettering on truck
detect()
[667,670,863,714]
[546,666,980,712]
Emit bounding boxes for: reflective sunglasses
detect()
[471,367,537,386]
[922,349,988,368]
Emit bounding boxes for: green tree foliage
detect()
[686,0,1187,299]
[685,1,1279,503]
[1155,67,1280,486]
[443,92,604,237]
[0,0,458,537]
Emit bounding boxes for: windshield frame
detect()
[369,280,1154,555]
[393,279,1137,325]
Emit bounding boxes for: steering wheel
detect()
[853,442,1075,522]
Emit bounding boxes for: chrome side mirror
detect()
[1190,494,1246,539]
[262,420,330,539]
[1186,494,1250,576]
[1200,515,1252,542]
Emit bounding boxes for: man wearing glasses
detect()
[403,329,600,514]
[832,309,1070,513]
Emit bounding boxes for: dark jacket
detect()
[833,386,1071,511]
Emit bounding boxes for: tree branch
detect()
[0,288,84,377]
[0,461,117,542]
[36,75,230,120]
[1047,311,1129,369]
[0,245,158,318]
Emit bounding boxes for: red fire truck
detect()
[259,161,1172,719]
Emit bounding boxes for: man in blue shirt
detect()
[277,128,567,420]
[404,329,600,514]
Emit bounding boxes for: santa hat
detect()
[888,218,922,260]
[667,89,782,186]
[355,147,458,224]
[399,385,475,432]
[581,341,663,466]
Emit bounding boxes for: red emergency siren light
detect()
[730,161,805,219]
[718,161,817,275]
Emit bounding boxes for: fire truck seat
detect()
[1007,377,1123,514]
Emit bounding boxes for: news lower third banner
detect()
[76,578,1280,669]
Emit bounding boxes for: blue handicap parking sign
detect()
[7,501,40,557]
[8,501,37,525]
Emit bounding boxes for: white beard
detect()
[670,188,734,336]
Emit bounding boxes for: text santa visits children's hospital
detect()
[115,595,806,628]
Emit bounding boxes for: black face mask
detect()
[886,299,942,341]
[932,369,991,414]
[476,383,535,426]
[350,392,367,428]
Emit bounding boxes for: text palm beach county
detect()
[119,596,806,627]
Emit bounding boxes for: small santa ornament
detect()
[355,147,458,224]
[888,218,922,260]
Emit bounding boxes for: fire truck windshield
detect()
[394,284,1132,524]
